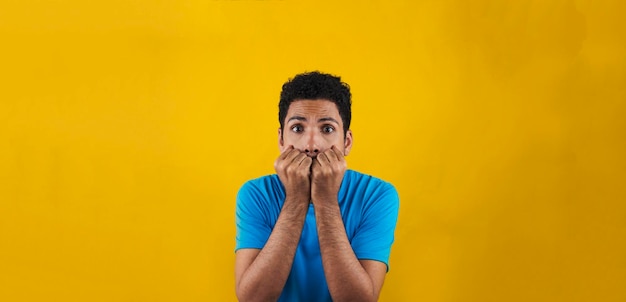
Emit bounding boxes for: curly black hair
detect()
[279,71,352,137]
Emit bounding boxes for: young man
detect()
[235,71,399,302]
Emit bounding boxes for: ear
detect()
[343,130,353,156]
[278,128,285,152]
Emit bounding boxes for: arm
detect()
[315,202,387,302]
[235,198,308,302]
[311,146,387,302]
[235,147,312,302]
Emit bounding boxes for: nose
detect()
[304,132,320,157]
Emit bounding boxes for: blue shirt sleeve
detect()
[350,183,400,271]
[235,180,273,251]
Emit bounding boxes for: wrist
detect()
[311,199,342,222]
[311,194,338,207]
[284,191,311,205]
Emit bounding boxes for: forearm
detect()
[315,202,378,302]
[236,198,308,302]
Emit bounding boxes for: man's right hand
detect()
[236,146,312,302]
[274,146,313,202]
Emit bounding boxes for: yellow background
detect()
[1,1,625,301]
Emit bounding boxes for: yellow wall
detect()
[1,1,625,301]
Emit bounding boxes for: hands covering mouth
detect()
[274,146,347,206]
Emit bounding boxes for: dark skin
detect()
[235,100,386,302]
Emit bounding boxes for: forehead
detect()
[286,99,340,120]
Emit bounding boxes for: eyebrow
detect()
[287,116,340,124]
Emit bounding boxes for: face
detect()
[278,99,353,157]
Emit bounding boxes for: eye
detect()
[290,125,304,133]
[322,125,335,133]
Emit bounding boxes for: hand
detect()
[274,146,313,202]
[311,146,347,205]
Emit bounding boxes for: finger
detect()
[278,145,295,160]
[299,155,313,169]
[311,157,320,172]
[285,148,304,164]
[322,147,338,162]
[317,152,331,166]
[328,145,343,161]
[294,152,310,168]
[275,147,299,171]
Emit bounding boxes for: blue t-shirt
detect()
[235,169,399,302]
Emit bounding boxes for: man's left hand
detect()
[311,145,347,205]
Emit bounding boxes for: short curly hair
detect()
[279,71,352,137]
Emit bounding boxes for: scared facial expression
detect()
[279,99,353,158]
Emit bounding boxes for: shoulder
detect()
[239,174,281,193]
[344,169,398,197]
[340,170,399,211]
[237,174,284,206]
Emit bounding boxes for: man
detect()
[235,71,399,302]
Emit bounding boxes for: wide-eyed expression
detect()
[279,99,352,157]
